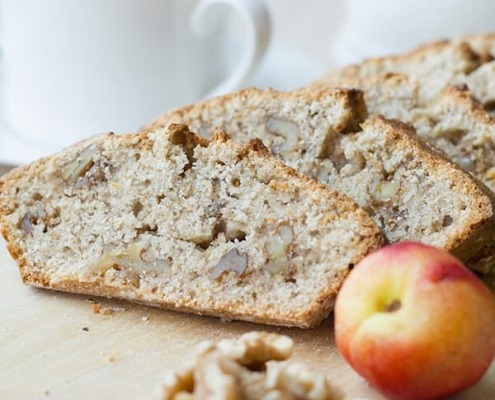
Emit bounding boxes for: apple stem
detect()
[383,299,401,312]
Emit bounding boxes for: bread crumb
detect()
[142,316,150,322]
[89,299,126,315]
[107,355,116,363]
[91,302,113,315]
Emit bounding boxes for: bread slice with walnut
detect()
[329,74,495,192]
[145,87,495,264]
[146,87,368,181]
[0,124,383,328]
[311,73,495,283]
[311,39,484,106]
[312,34,495,116]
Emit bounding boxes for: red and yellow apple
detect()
[334,242,495,400]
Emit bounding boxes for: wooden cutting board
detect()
[1,239,494,400]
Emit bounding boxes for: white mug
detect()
[330,0,495,66]
[0,0,270,161]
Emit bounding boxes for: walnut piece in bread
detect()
[0,124,383,328]
[310,39,483,107]
[311,35,495,282]
[145,87,495,267]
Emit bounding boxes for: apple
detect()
[334,242,495,400]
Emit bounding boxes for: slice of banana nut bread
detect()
[145,88,495,264]
[146,87,368,180]
[312,34,495,115]
[311,72,495,280]
[311,39,483,107]
[0,124,383,328]
[336,74,495,193]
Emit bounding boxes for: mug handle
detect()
[191,0,271,98]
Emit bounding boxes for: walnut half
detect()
[158,332,339,400]
[61,144,99,185]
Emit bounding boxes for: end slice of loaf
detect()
[0,124,383,328]
[145,87,495,264]
[312,33,495,116]
[311,39,484,107]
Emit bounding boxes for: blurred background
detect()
[1,0,494,168]
[255,0,495,86]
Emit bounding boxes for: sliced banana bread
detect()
[311,71,495,280]
[325,73,495,190]
[146,87,368,180]
[145,87,495,263]
[311,39,483,106]
[312,34,495,115]
[0,124,383,328]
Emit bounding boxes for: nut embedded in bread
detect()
[146,87,368,181]
[311,34,495,116]
[310,39,483,107]
[311,35,495,281]
[0,124,383,328]
[145,87,495,264]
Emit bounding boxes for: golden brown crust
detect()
[309,34,495,276]
[311,39,482,87]
[144,86,368,134]
[167,123,208,148]
[210,128,230,143]
[21,268,349,328]
[458,33,495,58]
[439,84,492,122]
[0,124,383,328]
[364,115,495,261]
[238,138,273,159]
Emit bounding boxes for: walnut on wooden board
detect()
[157,332,341,400]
